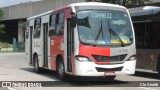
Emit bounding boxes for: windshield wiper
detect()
[94,21,104,47]
[108,21,125,47]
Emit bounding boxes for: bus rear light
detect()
[75,56,92,62]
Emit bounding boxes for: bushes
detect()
[0,41,12,48]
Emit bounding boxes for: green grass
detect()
[0,41,12,48]
[0,41,13,53]
[0,50,13,53]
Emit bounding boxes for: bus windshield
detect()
[77,10,133,46]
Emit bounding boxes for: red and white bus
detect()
[25,2,136,80]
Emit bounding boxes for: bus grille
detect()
[92,54,127,63]
[96,67,123,72]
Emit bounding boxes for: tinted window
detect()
[145,22,160,49]
[134,22,160,49]
[34,18,41,38]
[50,15,56,26]
[134,23,145,49]
[49,15,56,37]
[56,12,64,36]
[59,12,64,24]
[49,12,64,37]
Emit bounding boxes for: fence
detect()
[13,38,25,52]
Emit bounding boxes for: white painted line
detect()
[138,87,157,90]
[8,87,16,90]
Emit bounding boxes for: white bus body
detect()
[25,2,136,80]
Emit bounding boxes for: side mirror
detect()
[71,12,77,28]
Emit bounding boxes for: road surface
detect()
[0,53,159,90]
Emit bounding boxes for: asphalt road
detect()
[0,53,160,90]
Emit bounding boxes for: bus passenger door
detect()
[67,18,74,72]
[43,23,48,68]
[29,26,33,65]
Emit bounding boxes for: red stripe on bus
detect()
[79,43,111,64]
[52,6,68,12]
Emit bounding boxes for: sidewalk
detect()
[0,48,13,51]
[0,52,25,55]
[0,48,24,55]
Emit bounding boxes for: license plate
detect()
[104,72,115,76]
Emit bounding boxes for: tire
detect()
[157,57,160,79]
[157,64,160,79]
[34,55,41,73]
[57,58,67,81]
[158,69,160,79]
[105,76,116,81]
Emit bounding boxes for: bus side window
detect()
[56,12,64,36]
[33,18,41,38]
[146,22,160,49]
[49,14,56,37]
[134,23,145,49]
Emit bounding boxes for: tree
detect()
[0,24,5,33]
[0,8,5,33]
[101,0,151,7]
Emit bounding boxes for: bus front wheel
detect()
[57,58,66,81]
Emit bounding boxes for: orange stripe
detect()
[79,43,111,64]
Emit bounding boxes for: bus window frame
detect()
[49,11,65,37]
[49,14,56,37]
[33,18,41,39]
[56,11,65,36]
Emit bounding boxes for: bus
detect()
[129,6,160,77]
[25,2,136,81]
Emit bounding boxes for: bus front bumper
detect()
[74,60,136,76]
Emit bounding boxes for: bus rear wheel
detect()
[34,55,41,73]
[158,66,160,79]
[157,59,160,79]
[57,58,66,81]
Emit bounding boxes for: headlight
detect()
[75,55,92,62]
[128,55,136,61]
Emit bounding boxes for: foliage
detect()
[101,0,151,7]
[0,9,4,19]
[0,8,5,33]
[19,21,26,29]
[0,41,12,48]
[0,24,5,33]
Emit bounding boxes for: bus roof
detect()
[27,10,52,20]
[27,2,126,20]
[129,6,160,17]
[69,2,126,9]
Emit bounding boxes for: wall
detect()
[0,0,86,43]
[2,0,86,20]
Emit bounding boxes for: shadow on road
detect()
[134,71,160,80]
[65,79,129,87]
[20,67,58,80]
[53,81,129,87]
